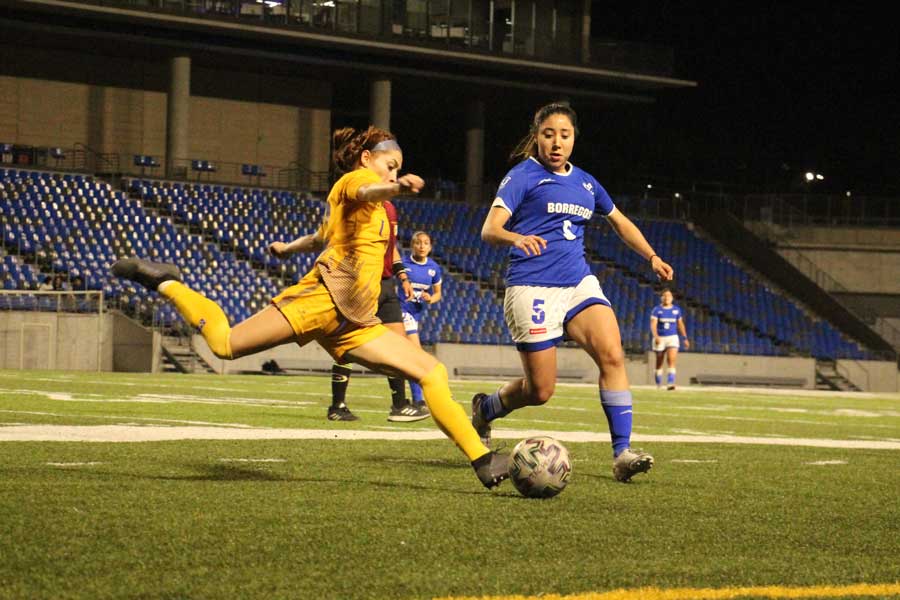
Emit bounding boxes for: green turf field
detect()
[1,370,898,600]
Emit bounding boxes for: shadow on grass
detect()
[92,462,513,497]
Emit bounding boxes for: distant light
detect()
[845,190,852,197]
[805,172,815,182]
[646,184,653,189]
[673,192,681,199]
[815,173,824,181]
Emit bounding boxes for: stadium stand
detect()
[0,167,879,361]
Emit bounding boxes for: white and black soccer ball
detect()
[508,436,572,498]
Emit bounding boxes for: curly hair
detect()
[332,125,397,174]
[509,102,580,164]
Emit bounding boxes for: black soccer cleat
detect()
[471,393,492,448]
[472,451,509,489]
[327,403,360,422]
[111,257,182,291]
[387,401,431,422]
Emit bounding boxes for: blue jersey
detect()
[651,304,683,336]
[399,255,442,319]
[493,157,616,286]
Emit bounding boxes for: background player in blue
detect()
[399,230,442,408]
[650,288,690,390]
[472,102,674,482]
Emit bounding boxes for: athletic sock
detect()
[387,376,406,408]
[667,368,676,385]
[409,380,424,403]
[481,389,510,422]
[600,389,633,457]
[419,363,489,461]
[331,363,352,408]
[654,369,663,386]
[160,281,232,358]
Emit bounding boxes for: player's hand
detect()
[398,174,425,194]
[515,234,547,256]
[269,241,290,259]
[401,279,414,301]
[653,337,661,348]
[650,255,674,281]
[683,338,691,350]
[420,291,432,303]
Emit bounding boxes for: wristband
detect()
[392,261,409,279]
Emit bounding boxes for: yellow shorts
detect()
[272,271,387,362]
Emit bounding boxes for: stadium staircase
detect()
[160,334,216,374]
[814,359,861,392]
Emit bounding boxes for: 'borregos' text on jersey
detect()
[493,157,616,286]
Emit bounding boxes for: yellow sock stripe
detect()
[435,582,900,600]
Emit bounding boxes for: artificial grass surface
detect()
[1,370,898,599]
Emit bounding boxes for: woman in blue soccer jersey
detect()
[472,102,674,482]
[650,288,690,390]
[399,230,443,407]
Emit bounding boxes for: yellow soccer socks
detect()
[159,281,233,359]
[419,363,490,461]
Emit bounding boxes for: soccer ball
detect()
[508,436,572,498]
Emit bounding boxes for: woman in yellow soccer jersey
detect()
[111,126,509,489]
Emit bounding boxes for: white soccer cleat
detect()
[613,448,654,482]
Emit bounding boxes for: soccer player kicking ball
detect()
[473,103,673,482]
[111,126,508,489]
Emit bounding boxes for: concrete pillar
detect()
[465,99,485,203]
[298,106,332,192]
[369,78,391,130]
[580,0,591,64]
[166,55,191,178]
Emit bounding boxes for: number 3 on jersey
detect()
[562,219,576,240]
[532,299,545,324]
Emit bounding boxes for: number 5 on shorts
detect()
[532,299,545,324]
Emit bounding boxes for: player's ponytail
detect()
[332,126,399,174]
[508,102,580,164]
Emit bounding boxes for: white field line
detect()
[1,425,900,449]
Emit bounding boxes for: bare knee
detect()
[599,346,626,372]
[524,381,555,405]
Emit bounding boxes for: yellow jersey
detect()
[313,168,388,325]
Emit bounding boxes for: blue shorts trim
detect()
[563,297,610,324]
[516,336,563,352]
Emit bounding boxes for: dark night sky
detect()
[589,2,900,195]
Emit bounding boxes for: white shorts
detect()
[504,275,610,352]
[402,310,419,334]
[653,335,680,352]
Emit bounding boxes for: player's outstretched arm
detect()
[268,229,324,258]
[357,174,424,203]
[606,210,673,281]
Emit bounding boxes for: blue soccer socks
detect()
[600,389,633,457]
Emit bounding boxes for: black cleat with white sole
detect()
[111,257,181,291]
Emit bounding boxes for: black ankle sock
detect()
[331,363,353,408]
[388,376,406,409]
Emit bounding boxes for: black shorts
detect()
[376,278,403,324]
